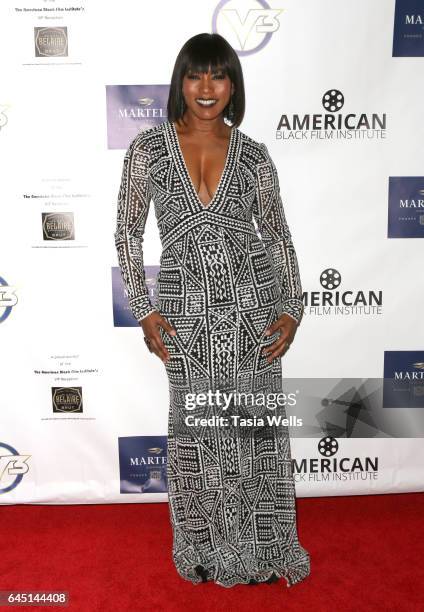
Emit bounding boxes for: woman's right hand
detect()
[139,311,176,364]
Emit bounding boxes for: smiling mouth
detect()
[196,98,218,106]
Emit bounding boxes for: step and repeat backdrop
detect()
[1,0,423,504]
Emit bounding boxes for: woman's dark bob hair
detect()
[167,33,245,128]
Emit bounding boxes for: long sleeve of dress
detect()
[114,135,157,323]
[253,142,304,325]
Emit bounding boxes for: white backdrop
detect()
[1,0,423,504]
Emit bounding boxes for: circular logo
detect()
[318,436,339,457]
[320,268,341,290]
[0,276,17,324]
[322,89,344,112]
[0,442,27,493]
[212,0,278,57]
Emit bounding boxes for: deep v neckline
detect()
[169,120,236,210]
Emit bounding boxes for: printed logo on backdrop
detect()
[42,213,75,241]
[119,436,167,494]
[106,86,169,149]
[34,27,68,57]
[0,276,18,324]
[51,387,83,413]
[112,265,159,327]
[383,351,424,408]
[0,104,10,132]
[388,177,424,238]
[0,442,31,494]
[276,89,387,140]
[392,0,424,57]
[292,436,379,484]
[303,268,383,316]
[212,0,282,56]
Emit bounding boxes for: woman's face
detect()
[181,65,234,121]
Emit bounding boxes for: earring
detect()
[228,96,234,121]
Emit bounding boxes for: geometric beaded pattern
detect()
[114,119,310,588]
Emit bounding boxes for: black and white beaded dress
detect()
[115,119,310,588]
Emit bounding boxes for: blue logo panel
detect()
[393,0,424,57]
[383,351,424,408]
[388,177,424,238]
[119,435,168,494]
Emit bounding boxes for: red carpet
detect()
[1,492,423,611]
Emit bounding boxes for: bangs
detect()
[181,37,232,77]
[185,61,229,76]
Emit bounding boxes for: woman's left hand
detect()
[262,314,299,363]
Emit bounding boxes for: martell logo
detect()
[292,436,379,483]
[131,447,167,467]
[34,27,68,57]
[106,85,169,149]
[276,89,387,140]
[117,97,166,120]
[52,387,83,413]
[395,361,424,380]
[388,177,424,238]
[0,276,18,324]
[212,0,282,56]
[304,268,383,316]
[42,213,75,241]
[119,436,168,494]
[0,442,31,494]
[392,0,424,57]
[383,351,424,408]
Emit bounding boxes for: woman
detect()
[115,33,310,588]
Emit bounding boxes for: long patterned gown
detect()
[114,119,311,588]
